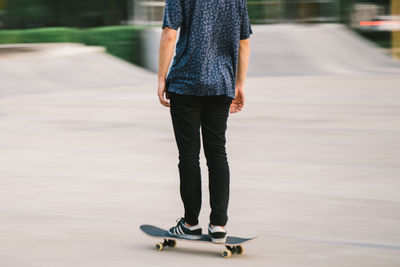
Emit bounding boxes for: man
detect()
[157,0,252,243]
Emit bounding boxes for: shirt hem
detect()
[167,86,235,99]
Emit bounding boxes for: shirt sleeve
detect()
[162,0,184,30]
[240,0,253,40]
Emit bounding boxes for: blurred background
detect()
[1,1,400,267]
[0,0,399,67]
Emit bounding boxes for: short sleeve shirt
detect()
[162,0,252,99]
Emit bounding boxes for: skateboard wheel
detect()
[168,240,177,247]
[236,245,244,254]
[222,249,232,258]
[155,242,164,251]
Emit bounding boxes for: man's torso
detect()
[163,0,252,99]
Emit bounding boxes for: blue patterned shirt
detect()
[162,0,252,99]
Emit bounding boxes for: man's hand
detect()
[158,79,170,107]
[230,86,245,113]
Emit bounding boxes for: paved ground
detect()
[247,24,400,76]
[0,25,400,266]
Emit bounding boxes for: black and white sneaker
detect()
[208,224,227,243]
[168,218,202,240]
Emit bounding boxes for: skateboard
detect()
[140,224,258,258]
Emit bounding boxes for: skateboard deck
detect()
[140,224,258,258]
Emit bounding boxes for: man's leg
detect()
[169,92,202,226]
[201,95,232,226]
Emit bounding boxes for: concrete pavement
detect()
[0,27,400,266]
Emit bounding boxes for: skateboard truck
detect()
[155,239,176,251]
[222,245,244,258]
[154,238,243,258]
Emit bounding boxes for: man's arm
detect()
[236,39,251,90]
[231,38,251,113]
[158,27,177,107]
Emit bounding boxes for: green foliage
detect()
[0,25,154,67]
[0,27,80,43]
[0,0,127,29]
[79,25,153,66]
[1,0,51,28]
[354,30,392,49]
[247,0,282,24]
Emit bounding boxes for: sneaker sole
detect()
[210,237,227,243]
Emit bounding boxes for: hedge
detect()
[0,25,155,67]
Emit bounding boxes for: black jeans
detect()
[169,92,232,226]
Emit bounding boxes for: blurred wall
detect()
[128,0,343,25]
[141,27,165,72]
